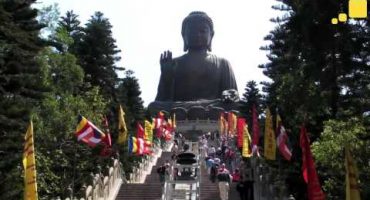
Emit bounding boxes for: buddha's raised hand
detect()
[160,50,174,73]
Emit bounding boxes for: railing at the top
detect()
[176,119,218,132]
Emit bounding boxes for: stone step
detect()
[115,183,162,200]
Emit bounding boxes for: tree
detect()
[117,70,145,127]
[58,10,84,54]
[259,0,370,198]
[77,11,123,100]
[35,27,109,199]
[0,0,46,198]
[312,118,370,199]
[239,80,263,125]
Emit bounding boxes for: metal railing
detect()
[162,141,201,200]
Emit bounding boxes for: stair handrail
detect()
[82,158,124,200]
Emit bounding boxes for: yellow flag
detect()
[232,113,237,136]
[23,121,38,200]
[242,124,252,157]
[118,105,128,144]
[264,108,276,160]
[219,113,224,135]
[345,144,361,200]
[276,113,282,126]
[172,114,176,129]
[144,120,153,143]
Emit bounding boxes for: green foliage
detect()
[312,118,370,199]
[239,80,263,125]
[259,0,370,198]
[77,11,123,100]
[0,0,46,198]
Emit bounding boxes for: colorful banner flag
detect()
[300,125,326,200]
[345,144,361,200]
[118,105,128,144]
[23,121,38,200]
[128,136,152,155]
[75,115,106,147]
[237,118,246,148]
[128,136,138,154]
[144,120,153,144]
[276,114,292,161]
[264,108,276,160]
[242,123,252,157]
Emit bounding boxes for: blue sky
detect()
[36,0,280,106]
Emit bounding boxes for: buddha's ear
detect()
[184,43,188,52]
[208,38,213,51]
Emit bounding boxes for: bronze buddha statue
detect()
[149,11,239,113]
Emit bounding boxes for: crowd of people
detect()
[157,131,255,200]
[200,132,255,200]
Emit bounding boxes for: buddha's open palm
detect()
[160,50,174,73]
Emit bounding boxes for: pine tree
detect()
[58,10,83,54]
[239,80,262,125]
[260,0,370,198]
[0,0,45,198]
[77,11,123,100]
[117,70,145,127]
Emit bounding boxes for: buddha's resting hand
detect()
[160,50,174,74]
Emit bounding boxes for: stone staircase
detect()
[199,167,220,200]
[115,152,173,200]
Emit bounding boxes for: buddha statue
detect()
[149,11,239,113]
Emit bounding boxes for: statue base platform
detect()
[148,99,240,120]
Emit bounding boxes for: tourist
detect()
[217,163,232,200]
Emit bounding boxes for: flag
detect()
[228,112,237,136]
[236,118,246,148]
[172,114,176,129]
[128,136,138,154]
[264,108,276,160]
[118,105,128,144]
[136,122,144,138]
[154,111,165,138]
[101,115,112,147]
[252,104,260,156]
[144,120,153,144]
[242,123,252,157]
[345,144,361,200]
[276,114,292,161]
[100,115,112,157]
[219,112,225,135]
[75,115,106,147]
[23,121,38,200]
[128,136,151,155]
[300,125,325,200]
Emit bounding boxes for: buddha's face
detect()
[183,19,212,51]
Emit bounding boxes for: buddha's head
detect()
[181,11,214,52]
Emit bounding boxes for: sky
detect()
[36,0,280,106]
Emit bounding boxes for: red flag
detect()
[137,122,144,138]
[236,118,246,148]
[100,115,112,157]
[252,104,259,146]
[101,115,112,147]
[300,125,326,200]
[276,114,292,161]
